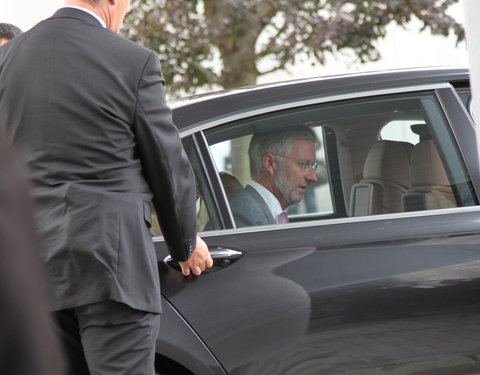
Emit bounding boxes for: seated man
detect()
[229,125,318,227]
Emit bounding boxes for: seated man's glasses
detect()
[271,154,319,171]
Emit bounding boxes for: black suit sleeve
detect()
[133,52,197,261]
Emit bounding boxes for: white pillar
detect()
[464,0,480,122]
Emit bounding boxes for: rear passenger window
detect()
[380,120,422,144]
[209,128,334,218]
[202,90,476,230]
[150,136,223,236]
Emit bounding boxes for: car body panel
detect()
[155,296,226,374]
[171,68,470,132]
[154,68,480,374]
[156,207,480,373]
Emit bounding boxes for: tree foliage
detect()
[123,0,464,96]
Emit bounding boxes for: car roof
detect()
[171,67,469,131]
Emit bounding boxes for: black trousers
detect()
[54,300,160,375]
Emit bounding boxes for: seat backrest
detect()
[350,140,413,216]
[402,140,456,211]
[219,171,243,197]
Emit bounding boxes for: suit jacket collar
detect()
[50,7,105,28]
[245,185,276,224]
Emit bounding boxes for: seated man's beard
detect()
[273,166,304,207]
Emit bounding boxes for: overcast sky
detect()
[0,0,469,83]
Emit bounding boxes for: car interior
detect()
[150,89,477,236]
[201,90,477,230]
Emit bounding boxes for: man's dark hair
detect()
[0,23,23,41]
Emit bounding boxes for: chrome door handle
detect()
[209,248,243,260]
[164,248,243,271]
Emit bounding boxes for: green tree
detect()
[123,0,464,97]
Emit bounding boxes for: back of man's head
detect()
[0,23,23,46]
[248,125,317,177]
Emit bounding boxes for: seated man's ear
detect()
[262,153,278,176]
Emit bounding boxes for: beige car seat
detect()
[402,140,456,211]
[350,140,413,216]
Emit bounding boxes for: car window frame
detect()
[187,132,235,231]
[435,86,480,201]
[178,82,480,234]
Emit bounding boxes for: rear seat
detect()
[350,140,413,216]
[402,140,456,211]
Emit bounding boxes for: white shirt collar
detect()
[248,180,283,219]
[62,6,107,28]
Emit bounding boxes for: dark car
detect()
[152,67,480,375]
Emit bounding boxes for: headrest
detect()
[410,124,432,142]
[410,140,450,187]
[363,140,413,188]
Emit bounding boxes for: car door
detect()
[155,83,480,374]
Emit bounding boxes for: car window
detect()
[209,128,334,217]
[380,120,422,143]
[201,90,476,230]
[150,136,222,236]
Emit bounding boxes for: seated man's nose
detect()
[307,169,317,181]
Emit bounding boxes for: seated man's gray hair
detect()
[248,125,317,177]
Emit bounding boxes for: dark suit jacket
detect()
[0,8,197,313]
[229,185,276,227]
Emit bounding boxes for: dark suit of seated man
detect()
[229,126,318,227]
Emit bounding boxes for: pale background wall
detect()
[0,0,469,83]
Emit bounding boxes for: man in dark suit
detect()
[229,126,318,227]
[0,0,212,374]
